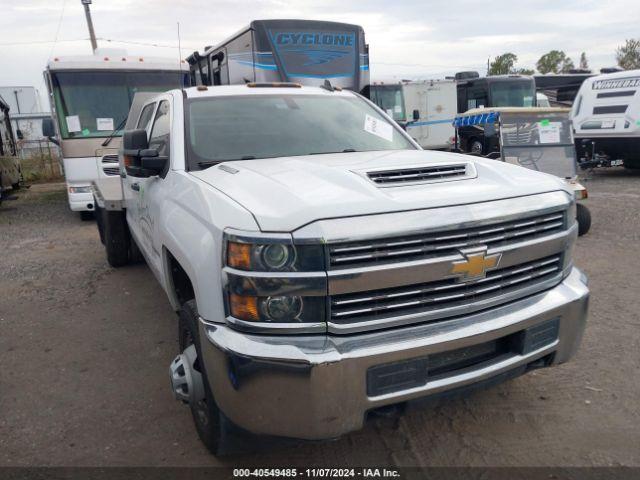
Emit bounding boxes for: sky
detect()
[0,0,639,112]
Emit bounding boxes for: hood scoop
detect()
[365,162,476,187]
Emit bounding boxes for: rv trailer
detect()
[186,19,369,93]
[369,80,457,150]
[43,49,189,218]
[572,69,640,169]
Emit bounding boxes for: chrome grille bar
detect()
[329,212,564,268]
[330,255,562,321]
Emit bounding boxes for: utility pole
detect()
[81,0,98,52]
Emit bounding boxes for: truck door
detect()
[136,98,172,276]
[123,101,156,250]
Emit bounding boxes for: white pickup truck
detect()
[93,83,589,455]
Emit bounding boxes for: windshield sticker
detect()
[386,109,394,117]
[82,128,90,137]
[538,122,561,144]
[65,115,81,133]
[96,118,114,131]
[364,114,393,142]
[539,119,550,126]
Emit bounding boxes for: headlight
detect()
[225,235,324,272]
[224,232,326,327]
[229,293,324,323]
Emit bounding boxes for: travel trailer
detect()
[571,69,640,168]
[369,80,457,150]
[42,49,189,218]
[186,19,369,93]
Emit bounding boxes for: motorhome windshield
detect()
[490,81,535,107]
[51,71,187,139]
[369,85,405,121]
[186,94,415,168]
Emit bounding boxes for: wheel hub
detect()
[169,344,206,406]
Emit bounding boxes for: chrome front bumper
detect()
[199,267,589,440]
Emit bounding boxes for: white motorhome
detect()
[369,80,457,150]
[572,69,640,168]
[43,49,188,218]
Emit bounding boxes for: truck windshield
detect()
[186,94,416,167]
[369,85,405,122]
[51,71,187,139]
[490,81,535,107]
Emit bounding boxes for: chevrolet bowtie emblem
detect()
[451,249,502,282]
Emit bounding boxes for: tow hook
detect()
[169,344,205,406]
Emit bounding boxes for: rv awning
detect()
[453,111,499,127]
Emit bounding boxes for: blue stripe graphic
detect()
[407,118,455,127]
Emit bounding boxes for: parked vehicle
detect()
[457,73,537,112]
[0,95,21,203]
[187,19,369,93]
[454,107,591,235]
[571,69,640,169]
[369,80,457,150]
[93,83,589,455]
[42,49,189,219]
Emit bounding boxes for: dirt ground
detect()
[1,170,639,467]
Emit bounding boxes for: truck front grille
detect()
[330,255,562,323]
[328,212,565,269]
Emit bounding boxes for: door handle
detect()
[130,183,140,192]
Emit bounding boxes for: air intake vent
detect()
[101,155,119,176]
[367,163,472,186]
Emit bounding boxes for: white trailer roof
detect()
[47,50,188,72]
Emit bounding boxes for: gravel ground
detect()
[1,170,639,467]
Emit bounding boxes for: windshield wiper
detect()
[197,156,256,168]
[309,149,357,155]
[101,117,128,147]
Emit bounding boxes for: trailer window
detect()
[186,94,415,167]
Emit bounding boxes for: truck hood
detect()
[189,149,570,232]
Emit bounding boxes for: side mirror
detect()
[140,149,168,176]
[42,118,56,138]
[122,129,149,177]
[412,109,420,121]
[122,129,148,151]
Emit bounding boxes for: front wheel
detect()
[577,203,591,236]
[177,300,238,456]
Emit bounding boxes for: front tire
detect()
[577,203,591,236]
[178,300,236,456]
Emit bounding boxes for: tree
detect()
[536,50,575,74]
[579,52,589,70]
[488,53,534,76]
[616,39,640,70]
[489,53,517,75]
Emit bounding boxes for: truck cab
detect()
[94,83,588,456]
